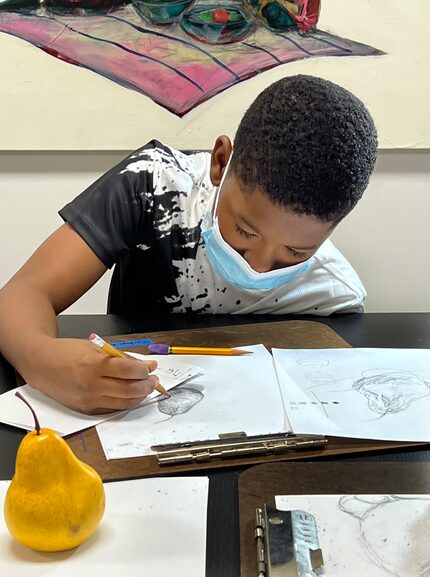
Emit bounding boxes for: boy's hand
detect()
[29,338,159,414]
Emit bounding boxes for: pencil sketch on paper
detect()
[295,355,334,385]
[157,386,204,421]
[297,359,430,419]
[339,495,430,577]
[159,367,195,379]
[352,372,430,417]
[273,348,430,441]
[296,357,329,368]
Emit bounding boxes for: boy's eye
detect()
[235,224,256,240]
[286,247,307,259]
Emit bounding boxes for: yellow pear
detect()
[4,392,105,552]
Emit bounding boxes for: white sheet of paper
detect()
[275,494,430,577]
[0,354,202,436]
[0,385,113,437]
[0,476,208,577]
[272,348,430,441]
[97,344,286,459]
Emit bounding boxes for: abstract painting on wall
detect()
[0,0,382,115]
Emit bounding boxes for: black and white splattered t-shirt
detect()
[60,141,366,316]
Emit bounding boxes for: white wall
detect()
[330,151,430,312]
[0,150,429,313]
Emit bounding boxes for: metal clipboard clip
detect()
[152,432,327,466]
[255,505,324,577]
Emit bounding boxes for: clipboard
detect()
[255,503,323,576]
[239,461,430,577]
[66,321,423,480]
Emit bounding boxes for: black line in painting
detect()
[241,42,283,64]
[274,31,314,56]
[31,12,206,92]
[105,13,241,80]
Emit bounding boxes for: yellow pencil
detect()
[148,344,252,356]
[89,333,169,397]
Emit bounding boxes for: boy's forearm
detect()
[0,282,58,380]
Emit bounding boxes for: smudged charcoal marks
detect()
[158,387,204,417]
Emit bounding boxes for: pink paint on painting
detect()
[0,5,382,115]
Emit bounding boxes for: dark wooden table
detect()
[1,312,429,576]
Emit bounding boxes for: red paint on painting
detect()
[212,9,229,24]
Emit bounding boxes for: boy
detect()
[0,75,377,414]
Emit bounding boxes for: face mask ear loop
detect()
[212,151,233,218]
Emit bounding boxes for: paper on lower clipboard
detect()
[275,493,430,577]
[0,353,203,436]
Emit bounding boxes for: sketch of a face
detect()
[339,495,430,577]
[353,372,430,415]
[158,386,203,419]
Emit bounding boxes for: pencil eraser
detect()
[148,344,169,355]
[88,333,96,341]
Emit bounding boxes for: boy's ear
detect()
[210,136,233,186]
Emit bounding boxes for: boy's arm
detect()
[0,223,159,414]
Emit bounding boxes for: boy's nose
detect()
[243,250,274,273]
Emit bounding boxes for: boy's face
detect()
[210,137,336,273]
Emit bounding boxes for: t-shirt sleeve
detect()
[307,291,366,316]
[59,141,161,268]
[298,274,366,316]
[299,240,366,316]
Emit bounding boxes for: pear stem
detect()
[15,391,41,435]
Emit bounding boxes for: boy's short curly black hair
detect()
[231,75,378,223]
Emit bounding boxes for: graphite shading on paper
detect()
[272,348,430,442]
[0,476,208,577]
[275,494,430,577]
[97,344,286,459]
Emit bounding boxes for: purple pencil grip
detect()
[148,344,170,354]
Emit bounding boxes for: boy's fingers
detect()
[123,352,158,372]
[100,357,158,380]
[100,375,159,399]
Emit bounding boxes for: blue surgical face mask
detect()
[201,154,311,291]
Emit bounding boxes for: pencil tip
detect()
[234,349,253,355]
